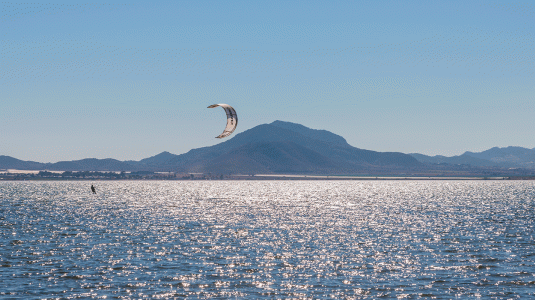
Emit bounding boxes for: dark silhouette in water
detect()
[91,185,96,194]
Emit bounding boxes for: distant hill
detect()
[0,121,421,174]
[137,151,177,166]
[203,141,342,174]
[270,120,349,146]
[47,158,136,172]
[410,146,535,169]
[3,121,534,175]
[141,120,422,174]
[0,155,46,170]
[464,146,535,169]
[409,153,499,167]
[0,156,137,172]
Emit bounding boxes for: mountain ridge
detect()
[152,121,421,173]
[410,146,535,170]
[2,121,534,174]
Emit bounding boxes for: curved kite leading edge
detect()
[207,104,238,138]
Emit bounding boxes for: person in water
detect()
[91,185,96,194]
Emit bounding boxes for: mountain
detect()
[0,155,46,170]
[47,158,136,172]
[1,121,422,174]
[409,153,500,167]
[5,121,533,175]
[463,146,535,169]
[270,120,349,146]
[142,120,421,174]
[203,141,342,174]
[137,151,177,166]
[0,156,138,172]
[410,146,535,169]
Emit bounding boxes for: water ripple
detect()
[1,180,534,298]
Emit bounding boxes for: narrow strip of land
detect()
[233,174,509,180]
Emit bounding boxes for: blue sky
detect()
[1,0,534,162]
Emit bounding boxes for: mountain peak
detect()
[413,146,535,170]
[1,121,421,174]
[269,120,348,146]
[138,151,178,165]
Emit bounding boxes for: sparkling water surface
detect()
[1,180,534,299]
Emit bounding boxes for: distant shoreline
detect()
[2,169,534,181]
[2,176,534,181]
[232,174,513,180]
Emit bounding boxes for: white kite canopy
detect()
[207,104,238,138]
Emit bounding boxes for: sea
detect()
[1,180,534,299]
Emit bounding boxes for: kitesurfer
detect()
[91,185,96,194]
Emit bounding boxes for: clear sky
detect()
[1,0,534,162]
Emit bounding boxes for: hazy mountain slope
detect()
[410,153,499,167]
[156,121,421,173]
[270,121,349,146]
[150,123,332,169]
[463,146,535,169]
[48,158,136,171]
[410,146,535,169]
[0,156,46,170]
[0,121,442,174]
[137,151,177,166]
[201,141,342,174]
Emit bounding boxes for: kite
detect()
[207,104,238,138]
